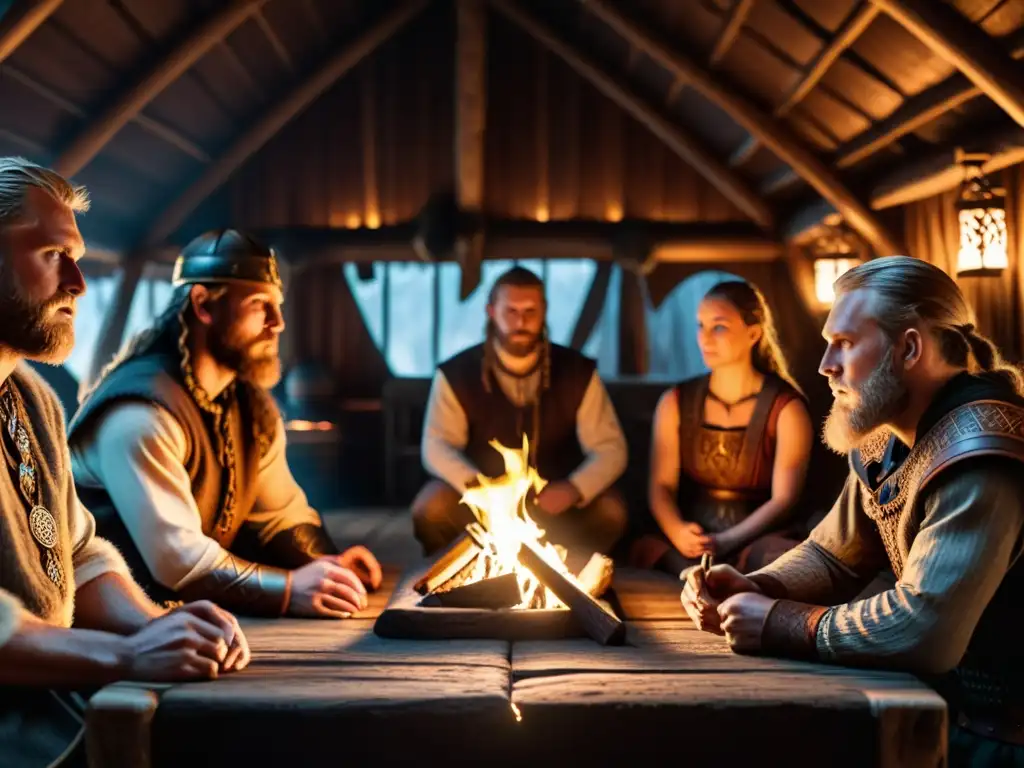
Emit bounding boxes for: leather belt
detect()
[701,487,764,502]
[956,709,1024,747]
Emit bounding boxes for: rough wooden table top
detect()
[86,567,948,768]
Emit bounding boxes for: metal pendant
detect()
[45,550,65,591]
[29,505,58,549]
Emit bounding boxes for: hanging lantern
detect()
[956,157,1007,277]
[810,221,862,306]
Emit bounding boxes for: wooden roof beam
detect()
[142,0,430,248]
[708,0,755,67]
[835,28,1024,169]
[775,3,880,117]
[488,0,774,229]
[0,0,62,66]
[52,0,266,178]
[578,0,903,256]
[870,0,1024,129]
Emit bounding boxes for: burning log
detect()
[518,541,626,646]
[413,525,485,595]
[576,553,614,599]
[419,573,521,609]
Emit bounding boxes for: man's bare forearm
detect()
[0,617,127,687]
[73,572,164,635]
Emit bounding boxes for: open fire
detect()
[406,436,624,645]
[455,436,575,609]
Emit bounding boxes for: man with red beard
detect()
[68,230,382,620]
[0,159,249,767]
[681,256,1024,762]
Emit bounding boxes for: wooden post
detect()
[53,0,265,178]
[569,261,613,350]
[488,0,774,230]
[142,0,429,249]
[576,0,905,256]
[85,256,146,389]
[870,0,1024,129]
[455,0,487,298]
[0,0,62,66]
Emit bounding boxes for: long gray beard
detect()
[822,346,908,455]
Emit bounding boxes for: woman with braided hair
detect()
[681,256,1024,764]
[633,278,814,577]
[414,265,629,562]
[67,229,382,622]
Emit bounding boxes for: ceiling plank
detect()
[834,27,1024,168]
[142,0,430,248]
[3,62,210,163]
[870,0,1024,128]
[578,0,903,256]
[708,0,755,67]
[775,3,881,117]
[52,0,266,178]
[488,0,774,229]
[0,0,62,66]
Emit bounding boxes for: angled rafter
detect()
[835,29,1024,168]
[578,0,903,255]
[254,8,296,73]
[709,0,755,67]
[775,3,880,117]
[0,0,62,66]
[870,0,1024,128]
[53,0,266,178]
[488,0,774,228]
[3,63,210,163]
[143,0,430,247]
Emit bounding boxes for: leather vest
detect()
[440,342,595,482]
[851,399,1024,716]
[675,374,799,533]
[68,350,268,599]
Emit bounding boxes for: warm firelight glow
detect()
[535,204,549,223]
[345,213,362,229]
[605,202,623,222]
[814,257,859,306]
[285,419,336,432]
[365,209,381,229]
[460,436,577,609]
[957,206,1008,274]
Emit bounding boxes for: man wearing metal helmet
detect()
[68,230,382,620]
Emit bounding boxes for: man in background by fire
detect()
[412,265,629,561]
[68,230,382,620]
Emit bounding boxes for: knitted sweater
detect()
[0,363,130,648]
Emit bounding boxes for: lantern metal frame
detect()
[955,153,1007,278]
[809,219,864,307]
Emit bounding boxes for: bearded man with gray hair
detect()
[681,256,1024,764]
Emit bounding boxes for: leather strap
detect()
[178,550,291,617]
[261,523,340,569]
[956,709,1024,747]
[760,599,828,660]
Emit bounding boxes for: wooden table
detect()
[85,569,948,767]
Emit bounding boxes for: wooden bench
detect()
[85,568,947,767]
